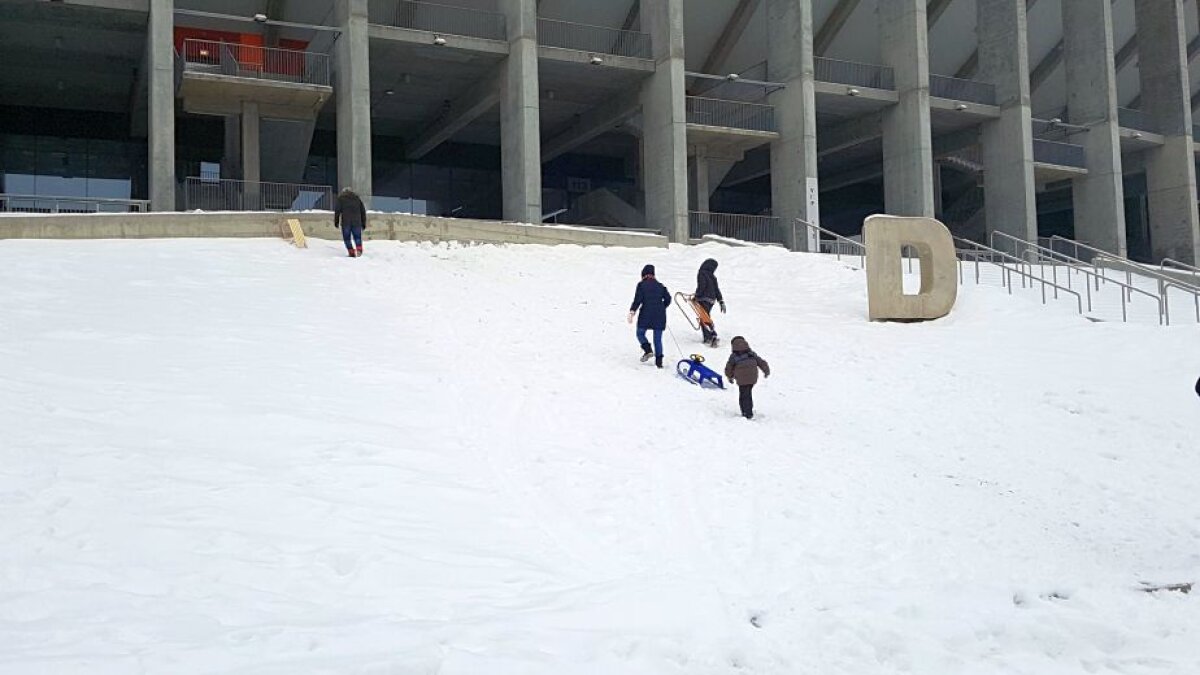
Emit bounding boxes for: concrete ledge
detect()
[0,211,668,249]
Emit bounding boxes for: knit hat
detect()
[730,336,750,352]
[641,264,656,278]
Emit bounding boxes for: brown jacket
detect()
[724,336,770,386]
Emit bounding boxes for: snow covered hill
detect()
[1,238,1197,674]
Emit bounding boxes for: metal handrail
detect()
[1161,257,1200,277]
[183,177,334,212]
[955,237,1086,315]
[794,218,865,263]
[179,39,330,87]
[689,211,784,245]
[536,17,652,59]
[367,0,507,41]
[989,231,1164,322]
[685,96,777,133]
[0,193,151,213]
[813,56,895,90]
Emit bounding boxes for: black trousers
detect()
[738,384,754,417]
[698,299,717,342]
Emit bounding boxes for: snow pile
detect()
[1,238,1197,674]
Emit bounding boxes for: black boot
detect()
[640,343,653,362]
[655,355,664,369]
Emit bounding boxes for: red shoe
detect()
[347,249,356,258]
[355,245,363,257]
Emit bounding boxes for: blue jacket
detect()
[630,278,671,330]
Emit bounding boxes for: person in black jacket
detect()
[694,258,726,346]
[628,264,672,368]
[333,188,368,257]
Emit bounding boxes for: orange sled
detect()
[673,292,715,333]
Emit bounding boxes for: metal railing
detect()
[685,97,777,133]
[989,230,1164,322]
[367,0,506,41]
[1032,139,1086,168]
[183,178,334,212]
[1117,107,1158,133]
[0,193,151,214]
[179,39,330,87]
[1161,257,1200,280]
[794,219,865,263]
[955,237,1086,315]
[814,56,895,90]
[537,18,651,59]
[689,212,784,245]
[929,74,997,105]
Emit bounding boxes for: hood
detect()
[730,336,750,352]
[700,258,719,273]
[641,264,656,278]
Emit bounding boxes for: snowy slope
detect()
[0,238,1197,674]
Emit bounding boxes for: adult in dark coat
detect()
[334,188,368,257]
[628,264,672,368]
[694,258,726,345]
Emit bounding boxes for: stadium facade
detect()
[1,0,1199,264]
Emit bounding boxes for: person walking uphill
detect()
[334,188,368,257]
[725,336,770,419]
[694,258,726,346]
[628,264,672,368]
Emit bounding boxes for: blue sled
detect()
[677,356,725,389]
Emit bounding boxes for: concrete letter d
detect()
[864,215,958,321]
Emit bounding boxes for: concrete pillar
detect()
[222,116,242,180]
[879,0,935,217]
[694,151,711,213]
[499,0,543,224]
[241,102,261,210]
[767,0,819,250]
[976,0,1037,242]
[640,0,690,243]
[1134,0,1200,265]
[1062,0,1127,257]
[148,0,175,211]
[335,0,372,202]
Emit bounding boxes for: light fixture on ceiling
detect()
[847,87,860,97]
[384,88,395,96]
[1049,117,1062,125]
[433,35,447,46]
[253,13,268,23]
[726,73,740,81]
[955,103,967,111]
[1132,131,1143,139]
[590,55,604,65]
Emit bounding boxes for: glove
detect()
[627,311,635,324]
[719,301,727,314]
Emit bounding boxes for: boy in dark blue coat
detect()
[628,264,671,368]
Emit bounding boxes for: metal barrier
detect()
[179,39,330,87]
[1032,139,1086,168]
[537,18,651,59]
[929,74,997,105]
[367,0,506,41]
[1117,107,1158,133]
[0,194,151,214]
[956,237,1086,315]
[1161,257,1200,279]
[685,97,777,133]
[183,178,334,212]
[814,56,895,90]
[794,219,865,263]
[689,212,784,245]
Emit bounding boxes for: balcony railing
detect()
[367,0,506,41]
[814,56,895,90]
[537,18,651,59]
[183,178,334,212]
[685,97,777,133]
[178,39,330,87]
[1117,107,1158,134]
[1032,139,1086,168]
[689,212,784,245]
[0,193,150,214]
[929,74,996,106]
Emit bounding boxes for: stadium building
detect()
[1,0,1199,264]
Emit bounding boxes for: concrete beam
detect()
[406,75,501,160]
[542,94,642,162]
[955,0,1038,79]
[1127,36,1200,110]
[148,0,175,211]
[698,0,760,76]
[927,0,955,29]
[619,0,640,31]
[814,0,862,57]
[1029,41,1063,92]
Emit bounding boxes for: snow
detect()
[1,237,1198,674]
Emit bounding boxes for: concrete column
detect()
[1062,0,1127,256]
[879,0,935,217]
[1134,0,1200,265]
[241,102,261,210]
[976,0,1037,242]
[222,116,242,180]
[767,0,819,250]
[694,151,711,213]
[499,0,543,224]
[335,0,372,202]
[640,0,690,243]
[148,0,175,211]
